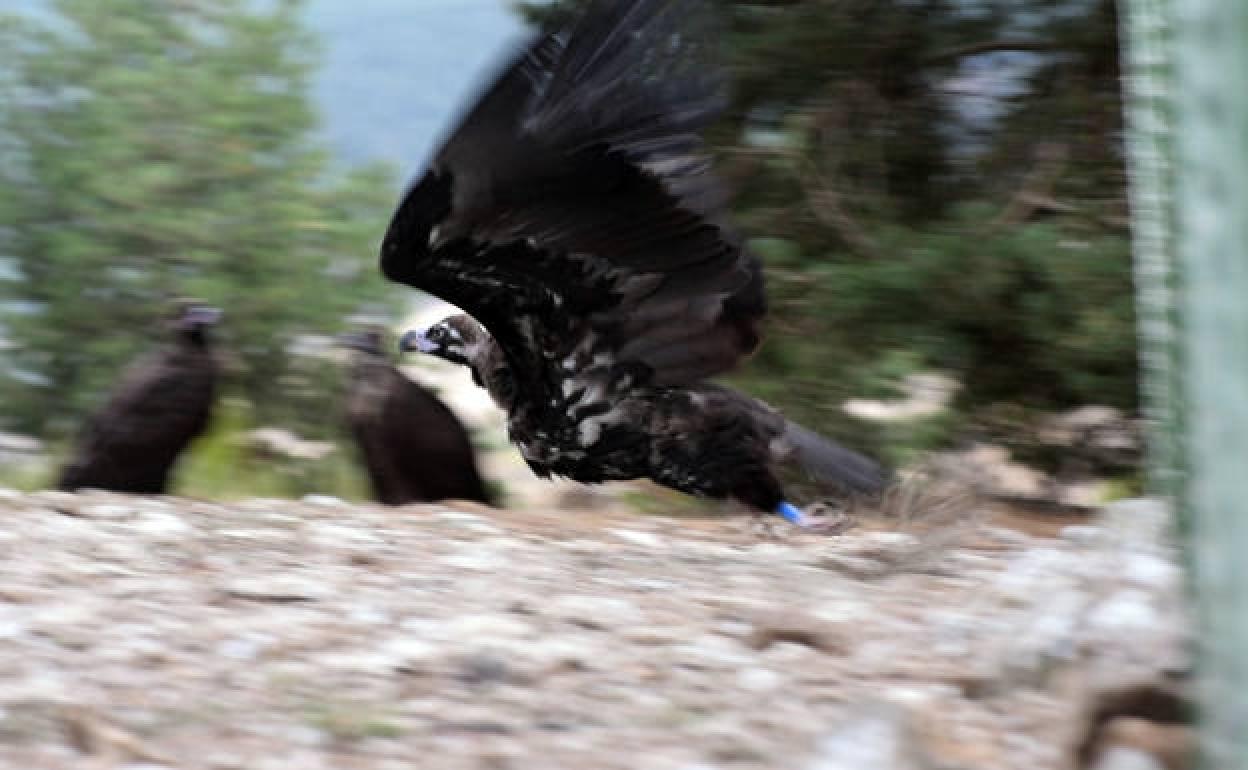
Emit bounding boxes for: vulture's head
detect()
[399,314,487,370]
[169,300,222,348]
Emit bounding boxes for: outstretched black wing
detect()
[381,0,765,392]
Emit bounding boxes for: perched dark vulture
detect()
[58,301,221,494]
[381,0,887,526]
[339,328,492,506]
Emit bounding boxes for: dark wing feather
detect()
[382,0,764,388]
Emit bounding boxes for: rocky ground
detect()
[0,488,1190,770]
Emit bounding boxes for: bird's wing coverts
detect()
[382,0,766,387]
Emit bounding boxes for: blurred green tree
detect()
[517,0,1136,466]
[0,0,398,441]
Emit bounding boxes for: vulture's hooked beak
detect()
[398,328,438,355]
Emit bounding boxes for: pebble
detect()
[855,532,922,552]
[1060,525,1105,546]
[347,605,392,626]
[131,511,192,538]
[1091,747,1167,770]
[431,511,504,535]
[0,618,26,640]
[380,637,441,670]
[805,706,927,770]
[255,511,303,527]
[736,667,783,692]
[1102,499,1174,547]
[745,542,798,560]
[442,613,535,640]
[980,526,1034,546]
[223,575,330,602]
[1121,553,1182,591]
[439,547,509,571]
[308,522,385,546]
[607,528,666,549]
[1086,590,1162,634]
[671,635,757,669]
[817,553,889,578]
[523,637,600,670]
[548,595,644,630]
[747,610,846,655]
[810,598,870,625]
[217,528,290,542]
[217,638,263,662]
[432,510,483,521]
[79,503,134,520]
[620,626,683,646]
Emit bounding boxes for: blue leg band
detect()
[776,501,806,526]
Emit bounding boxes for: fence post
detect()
[1118,0,1179,500]
[1121,0,1248,765]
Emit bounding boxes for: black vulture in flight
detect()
[339,328,493,506]
[58,301,221,494]
[381,0,887,525]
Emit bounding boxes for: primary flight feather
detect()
[381,0,887,525]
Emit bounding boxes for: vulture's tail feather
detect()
[780,420,890,496]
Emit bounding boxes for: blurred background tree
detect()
[0,0,398,448]
[520,0,1136,473]
[0,0,1140,501]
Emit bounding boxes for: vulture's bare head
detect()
[169,300,222,347]
[399,314,488,370]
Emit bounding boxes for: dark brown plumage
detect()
[58,302,220,494]
[381,0,887,524]
[340,329,492,506]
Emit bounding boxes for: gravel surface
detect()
[0,490,1190,770]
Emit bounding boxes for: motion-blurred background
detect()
[0,0,1134,510]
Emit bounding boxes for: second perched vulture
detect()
[381,0,887,525]
[339,328,492,506]
[58,301,221,494]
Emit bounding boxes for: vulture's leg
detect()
[733,475,825,532]
[776,501,808,526]
[773,501,853,531]
[802,501,856,534]
[777,501,855,533]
